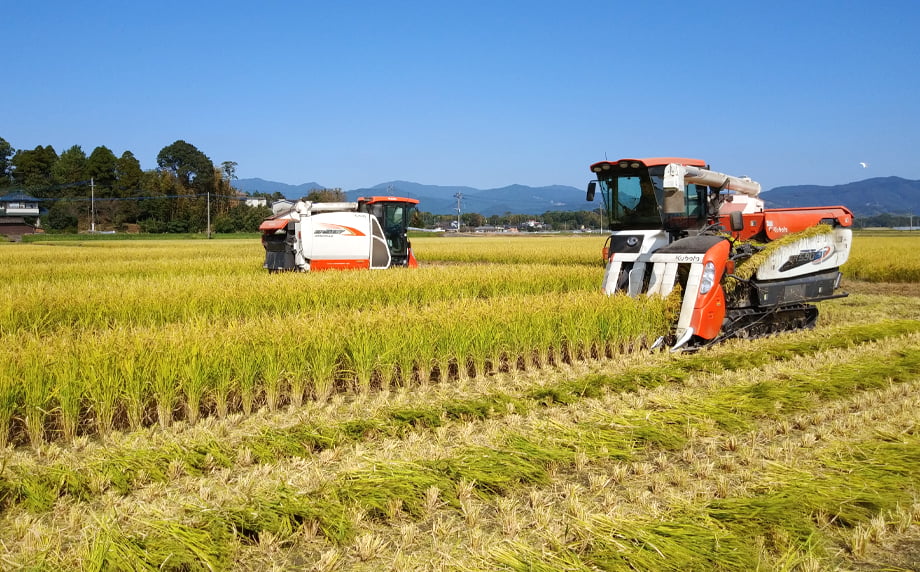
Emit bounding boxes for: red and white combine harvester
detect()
[586,157,853,350]
[259,196,419,272]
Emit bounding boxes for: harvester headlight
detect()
[700,261,716,295]
[618,162,629,168]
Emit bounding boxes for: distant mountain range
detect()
[233,176,920,217]
[761,176,920,217]
[232,178,594,216]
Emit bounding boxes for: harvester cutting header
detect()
[587,157,853,350]
[259,196,419,272]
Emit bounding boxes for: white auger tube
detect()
[663,164,761,198]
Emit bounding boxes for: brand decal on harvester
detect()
[779,246,833,272]
[314,224,366,237]
[766,220,789,234]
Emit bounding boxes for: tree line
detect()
[414,209,605,231]
[0,136,272,233]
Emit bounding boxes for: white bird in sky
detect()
[859,162,869,168]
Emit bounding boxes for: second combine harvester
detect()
[259,195,419,272]
[587,157,853,350]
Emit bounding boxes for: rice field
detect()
[1,231,919,570]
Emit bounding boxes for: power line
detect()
[32,192,217,202]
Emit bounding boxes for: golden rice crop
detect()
[0,237,672,446]
[0,245,600,336]
[413,234,604,265]
[0,231,910,447]
[0,291,671,446]
[842,233,920,282]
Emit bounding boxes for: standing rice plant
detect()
[118,339,148,431]
[180,342,208,425]
[306,333,341,402]
[444,318,473,382]
[533,311,558,367]
[21,347,52,446]
[233,343,261,416]
[83,345,120,437]
[375,325,401,392]
[150,348,179,428]
[432,318,455,383]
[285,340,311,408]
[490,321,511,373]
[210,349,235,419]
[0,355,22,448]
[558,304,589,362]
[519,301,547,369]
[469,322,496,378]
[411,320,438,385]
[260,344,286,412]
[51,347,84,442]
[388,319,416,389]
[503,301,535,370]
[346,328,378,394]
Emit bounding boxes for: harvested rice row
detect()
[481,381,920,571]
[1,320,915,518]
[2,328,918,569]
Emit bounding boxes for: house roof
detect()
[0,190,43,202]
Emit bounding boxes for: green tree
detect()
[11,145,58,194]
[115,151,143,195]
[52,145,88,197]
[214,203,271,233]
[461,212,485,228]
[305,188,346,202]
[156,140,214,193]
[137,170,181,228]
[220,161,238,188]
[45,201,79,232]
[86,146,118,188]
[0,137,14,187]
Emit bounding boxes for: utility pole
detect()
[453,192,463,232]
[90,177,95,233]
[207,190,211,239]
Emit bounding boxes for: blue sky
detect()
[3,0,918,192]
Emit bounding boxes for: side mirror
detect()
[729,211,744,232]
[586,181,596,202]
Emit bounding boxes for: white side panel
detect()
[301,212,373,261]
[755,228,852,280]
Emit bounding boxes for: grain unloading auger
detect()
[586,157,853,351]
[259,196,419,272]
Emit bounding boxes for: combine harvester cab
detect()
[586,158,853,350]
[259,196,419,272]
